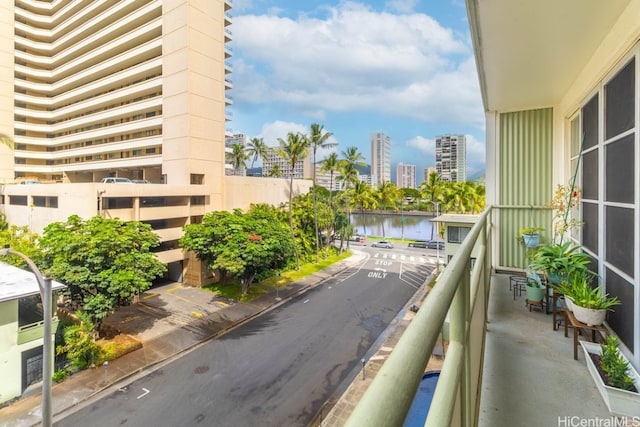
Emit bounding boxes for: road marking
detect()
[374,268,387,273]
[419,257,425,263]
[303,299,310,303]
[391,254,397,260]
[137,388,150,399]
[368,271,388,279]
[370,355,386,361]
[400,255,406,261]
[191,311,203,318]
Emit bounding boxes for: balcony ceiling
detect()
[468,0,632,112]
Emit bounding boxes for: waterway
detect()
[350,212,436,241]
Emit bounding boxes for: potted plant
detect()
[529,242,591,285]
[524,270,546,304]
[558,272,620,325]
[518,227,544,248]
[580,336,640,417]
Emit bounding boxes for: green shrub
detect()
[56,311,101,370]
[52,369,68,383]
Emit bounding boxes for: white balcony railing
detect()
[346,208,492,427]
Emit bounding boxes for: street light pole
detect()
[0,247,53,427]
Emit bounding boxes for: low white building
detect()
[0,262,65,405]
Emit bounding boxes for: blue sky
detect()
[230,0,485,183]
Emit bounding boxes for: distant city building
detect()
[396,163,416,188]
[314,164,343,190]
[263,147,311,179]
[371,132,391,186]
[435,135,467,182]
[225,133,247,176]
[424,167,437,182]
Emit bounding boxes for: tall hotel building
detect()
[435,134,467,182]
[0,1,311,283]
[396,163,416,189]
[262,147,311,179]
[370,132,391,187]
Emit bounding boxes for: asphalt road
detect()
[56,249,434,427]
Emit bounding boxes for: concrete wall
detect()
[224,175,313,212]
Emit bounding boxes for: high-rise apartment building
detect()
[435,135,467,182]
[262,147,311,179]
[0,1,313,284]
[396,163,416,189]
[2,1,232,185]
[370,132,391,187]
[225,133,247,176]
[423,167,437,182]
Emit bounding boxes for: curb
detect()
[45,250,370,424]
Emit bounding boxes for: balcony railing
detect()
[345,208,492,427]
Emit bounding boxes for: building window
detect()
[447,226,470,243]
[10,195,28,206]
[190,174,204,185]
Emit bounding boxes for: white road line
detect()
[137,388,150,399]
[303,299,310,304]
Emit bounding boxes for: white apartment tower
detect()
[225,133,247,176]
[396,163,416,189]
[435,134,467,182]
[262,147,311,179]
[2,0,232,186]
[370,132,391,186]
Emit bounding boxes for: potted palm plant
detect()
[529,242,591,285]
[580,336,640,417]
[558,272,620,325]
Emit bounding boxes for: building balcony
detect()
[344,207,615,426]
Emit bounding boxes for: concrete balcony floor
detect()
[478,273,615,427]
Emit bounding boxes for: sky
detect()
[229,0,485,184]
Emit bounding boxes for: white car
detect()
[372,241,393,249]
[100,177,133,184]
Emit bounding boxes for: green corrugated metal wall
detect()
[499,108,554,269]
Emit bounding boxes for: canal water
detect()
[350,212,436,241]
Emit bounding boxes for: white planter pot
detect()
[572,304,606,326]
[580,341,640,417]
[565,296,574,312]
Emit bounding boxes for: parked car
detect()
[408,240,428,248]
[100,177,133,184]
[132,179,151,184]
[348,235,365,244]
[426,239,445,250]
[372,241,393,249]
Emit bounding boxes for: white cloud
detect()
[257,120,308,147]
[232,2,483,129]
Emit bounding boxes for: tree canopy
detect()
[39,215,166,329]
[181,206,295,295]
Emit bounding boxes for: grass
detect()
[203,250,352,302]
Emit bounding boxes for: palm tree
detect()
[308,123,336,263]
[227,143,248,175]
[419,171,443,211]
[266,163,283,178]
[277,132,310,269]
[0,134,14,149]
[347,181,376,236]
[246,137,268,172]
[320,152,340,255]
[338,146,366,190]
[375,181,401,237]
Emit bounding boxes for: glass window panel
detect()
[581,94,598,149]
[605,206,634,277]
[582,202,598,254]
[605,268,635,350]
[605,134,634,203]
[605,58,635,140]
[570,117,580,157]
[582,150,598,200]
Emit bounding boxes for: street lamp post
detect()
[0,247,53,427]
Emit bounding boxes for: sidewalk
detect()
[0,250,373,427]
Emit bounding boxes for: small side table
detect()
[564,309,608,360]
[510,276,528,300]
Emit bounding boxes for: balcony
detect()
[343,207,613,426]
